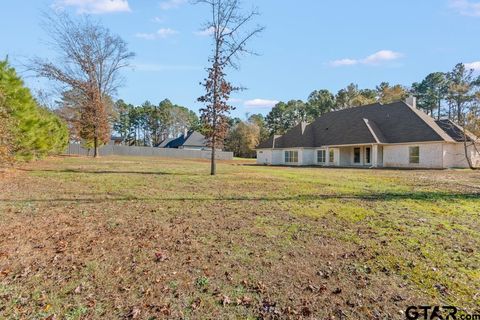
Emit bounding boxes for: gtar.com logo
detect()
[406,306,457,320]
[406,306,480,320]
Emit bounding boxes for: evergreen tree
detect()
[0,60,68,162]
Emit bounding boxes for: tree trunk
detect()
[211,135,216,175]
[93,136,99,158]
[462,125,478,170]
[437,99,441,120]
[463,140,475,170]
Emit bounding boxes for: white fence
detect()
[65,144,234,161]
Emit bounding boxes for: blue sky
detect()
[1,0,480,118]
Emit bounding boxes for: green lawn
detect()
[0,156,479,319]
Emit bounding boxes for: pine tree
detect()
[0,60,68,162]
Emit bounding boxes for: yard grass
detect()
[0,156,479,319]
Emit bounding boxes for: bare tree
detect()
[31,12,134,157]
[196,0,264,175]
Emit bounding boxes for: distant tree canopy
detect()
[111,99,200,147]
[225,114,268,158]
[411,63,480,139]
[0,60,68,163]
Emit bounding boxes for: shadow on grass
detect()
[1,191,479,204]
[18,168,198,176]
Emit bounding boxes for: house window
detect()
[329,149,335,163]
[354,148,361,163]
[317,150,326,163]
[365,147,371,164]
[409,146,420,164]
[285,150,298,163]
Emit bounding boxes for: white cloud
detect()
[330,50,403,67]
[53,0,131,14]
[135,28,178,40]
[330,58,358,67]
[159,0,187,10]
[194,27,215,37]
[465,61,480,70]
[194,26,232,37]
[362,50,403,64]
[450,0,480,16]
[244,99,279,109]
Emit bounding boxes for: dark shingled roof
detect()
[158,138,174,148]
[257,136,275,149]
[257,101,459,149]
[435,119,477,142]
[183,131,208,147]
[160,131,208,149]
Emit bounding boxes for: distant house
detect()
[256,98,480,169]
[109,136,124,146]
[159,130,209,150]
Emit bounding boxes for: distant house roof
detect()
[159,131,208,149]
[257,101,468,149]
[158,138,175,148]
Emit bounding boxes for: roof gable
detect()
[183,131,208,147]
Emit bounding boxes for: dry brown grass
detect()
[0,156,479,319]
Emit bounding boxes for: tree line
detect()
[0,60,68,165]
[112,99,200,147]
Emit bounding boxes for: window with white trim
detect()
[317,150,326,163]
[409,146,420,164]
[329,149,335,163]
[285,150,298,163]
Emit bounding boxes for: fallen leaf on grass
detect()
[155,251,168,262]
[434,283,448,296]
[282,306,298,316]
[126,307,141,319]
[251,281,266,293]
[332,287,342,294]
[236,296,253,307]
[55,240,68,253]
[0,269,10,277]
[301,306,312,317]
[305,284,327,293]
[219,295,231,306]
[191,297,202,310]
[261,300,278,314]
